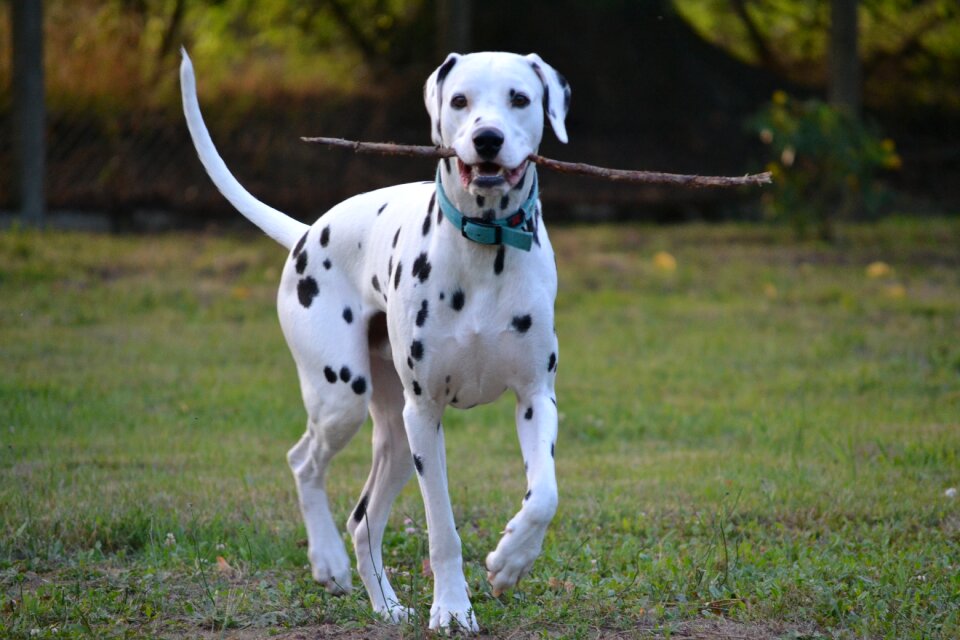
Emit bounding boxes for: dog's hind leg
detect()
[346,327,415,622]
[280,273,370,595]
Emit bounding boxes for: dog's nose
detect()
[472,128,504,160]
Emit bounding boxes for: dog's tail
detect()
[180,49,308,250]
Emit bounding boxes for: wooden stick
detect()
[301,136,771,188]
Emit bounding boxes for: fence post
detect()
[12,0,46,228]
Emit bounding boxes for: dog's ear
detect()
[424,53,461,146]
[525,54,571,144]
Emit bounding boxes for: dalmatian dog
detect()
[180,49,570,632]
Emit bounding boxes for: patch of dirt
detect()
[193,618,823,639]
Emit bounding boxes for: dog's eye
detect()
[511,93,531,108]
[450,94,468,110]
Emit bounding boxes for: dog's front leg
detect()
[403,401,479,633]
[486,392,559,596]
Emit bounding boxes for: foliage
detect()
[2,221,959,638]
[673,0,960,111]
[748,91,901,240]
[0,0,429,109]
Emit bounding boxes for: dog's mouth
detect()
[457,159,527,190]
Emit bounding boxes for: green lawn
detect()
[2,219,958,639]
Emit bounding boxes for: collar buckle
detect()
[461,217,503,245]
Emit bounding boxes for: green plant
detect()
[748,91,901,240]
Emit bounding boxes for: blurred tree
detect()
[437,0,472,59]
[829,0,860,117]
[674,0,960,112]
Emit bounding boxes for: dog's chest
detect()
[378,193,557,405]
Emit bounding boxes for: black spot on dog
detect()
[443,157,451,174]
[500,195,510,210]
[412,380,422,396]
[378,202,388,215]
[437,422,442,432]
[324,366,337,383]
[293,231,308,258]
[557,71,571,111]
[297,277,319,307]
[476,195,486,207]
[422,210,432,236]
[412,253,432,283]
[483,209,495,221]
[407,356,414,370]
[319,225,330,247]
[445,375,451,383]
[525,489,532,500]
[551,397,557,406]
[548,352,557,372]
[340,366,352,383]
[451,289,465,311]
[437,55,457,82]
[343,307,354,324]
[371,275,381,292]
[295,251,308,274]
[411,340,424,361]
[524,406,534,420]
[351,376,367,395]
[425,191,436,228]
[394,260,402,289]
[393,227,402,248]
[416,300,429,327]
[388,256,393,278]
[353,494,369,522]
[323,258,332,270]
[551,442,555,458]
[512,314,532,333]
[413,454,424,475]
[451,395,458,404]
[439,291,446,301]
[494,245,505,275]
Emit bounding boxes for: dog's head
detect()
[425,52,570,196]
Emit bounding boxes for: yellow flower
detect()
[881,138,896,152]
[653,251,677,272]
[780,146,796,167]
[866,261,892,278]
[772,90,788,106]
[884,153,902,170]
[885,284,906,299]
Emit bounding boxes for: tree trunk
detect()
[12,0,46,228]
[437,0,472,59]
[829,0,861,117]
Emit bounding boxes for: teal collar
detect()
[435,167,538,251]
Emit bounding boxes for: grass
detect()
[1,217,959,639]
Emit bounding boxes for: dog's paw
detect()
[308,545,353,594]
[375,601,414,624]
[485,516,547,596]
[429,598,479,633]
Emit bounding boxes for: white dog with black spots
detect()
[180,49,571,632]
